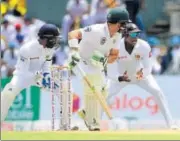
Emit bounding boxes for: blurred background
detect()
[1,0,180,131]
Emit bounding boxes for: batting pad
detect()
[83,73,105,125]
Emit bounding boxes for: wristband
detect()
[68,39,79,48]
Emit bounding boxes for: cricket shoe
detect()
[88,118,100,131]
[71,126,79,131]
[78,109,100,131]
[170,125,180,130]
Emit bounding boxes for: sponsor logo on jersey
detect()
[118,56,127,59]
[30,57,39,60]
[100,37,106,45]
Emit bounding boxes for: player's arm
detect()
[107,36,122,64]
[107,61,120,81]
[141,43,152,76]
[107,48,119,64]
[15,47,33,76]
[42,49,55,73]
[68,25,94,50]
[68,29,82,51]
[36,50,58,89]
[42,59,52,73]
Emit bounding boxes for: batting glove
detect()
[68,51,81,70]
[90,51,105,68]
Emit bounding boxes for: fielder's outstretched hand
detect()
[118,71,131,82]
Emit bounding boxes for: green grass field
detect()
[1,130,180,140]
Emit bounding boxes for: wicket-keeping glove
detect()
[35,71,59,90]
[42,72,59,90]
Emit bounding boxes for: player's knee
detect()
[151,88,165,100]
[2,83,21,97]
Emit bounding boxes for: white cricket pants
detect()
[107,75,174,128]
[1,74,37,122]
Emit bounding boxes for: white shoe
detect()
[78,109,100,131]
[170,125,179,130]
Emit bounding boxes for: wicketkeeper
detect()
[1,24,61,122]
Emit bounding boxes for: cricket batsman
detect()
[68,7,130,131]
[106,23,178,129]
[1,24,61,122]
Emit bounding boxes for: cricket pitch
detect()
[1,130,180,140]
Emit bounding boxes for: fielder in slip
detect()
[1,24,60,122]
[68,7,130,130]
[107,23,178,129]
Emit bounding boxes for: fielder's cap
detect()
[107,7,130,24]
[15,23,22,29]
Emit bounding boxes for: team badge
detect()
[135,54,141,60]
[100,37,106,45]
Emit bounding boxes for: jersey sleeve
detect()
[79,25,98,49]
[107,61,120,82]
[14,45,33,76]
[141,42,152,76]
[42,60,52,73]
[42,48,55,73]
[80,25,95,40]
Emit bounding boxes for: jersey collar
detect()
[104,22,121,38]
